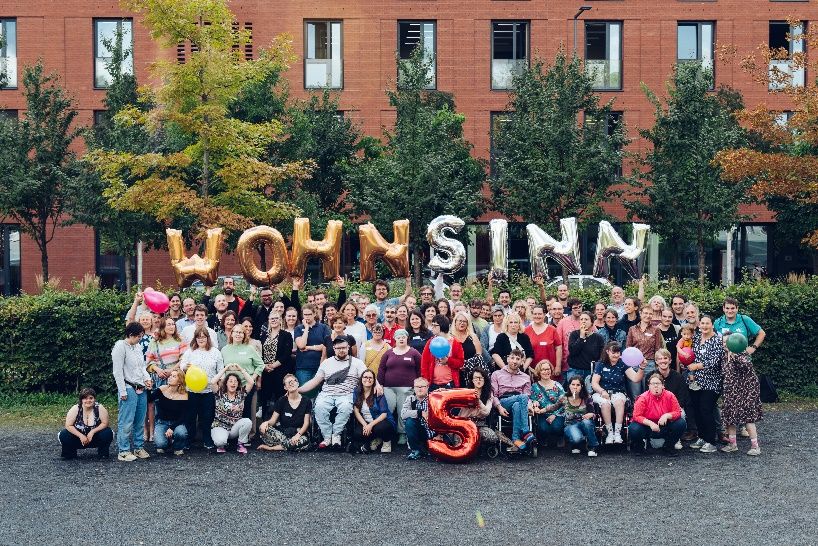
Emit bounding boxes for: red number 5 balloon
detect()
[426,389,479,463]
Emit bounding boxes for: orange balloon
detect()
[358,220,410,281]
[289,218,343,280]
[426,388,479,463]
[236,226,290,287]
[166,228,224,288]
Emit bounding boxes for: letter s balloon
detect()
[426,389,479,463]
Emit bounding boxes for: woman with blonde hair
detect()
[530,360,566,447]
[490,312,534,371]
[153,369,189,455]
[513,300,531,328]
[451,310,488,386]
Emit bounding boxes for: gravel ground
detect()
[1,411,816,546]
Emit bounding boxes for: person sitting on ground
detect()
[491,349,536,452]
[59,388,113,460]
[298,337,368,450]
[402,377,436,460]
[457,369,498,449]
[258,374,311,452]
[530,359,566,448]
[628,373,686,457]
[591,341,646,445]
[153,369,189,455]
[210,364,255,454]
[351,370,397,454]
[112,322,153,462]
[563,376,599,457]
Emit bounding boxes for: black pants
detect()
[59,427,113,458]
[352,420,396,448]
[186,392,216,449]
[691,389,719,445]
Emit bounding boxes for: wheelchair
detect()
[590,395,634,450]
[308,405,350,451]
[489,412,538,458]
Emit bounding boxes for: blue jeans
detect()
[564,419,598,449]
[404,417,429,452]
[154,420,188,451]
[628,417,687,448]
[536,415,565,443]
[117,386,148,453]
[313,393,354,441]
[499,394,530,441]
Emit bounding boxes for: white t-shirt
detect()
[317,356,366,396]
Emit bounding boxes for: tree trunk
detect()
[697,239,706,287]
[201,140,209,198]
[123,249,134,291]
[39,228,49,285]
[413,246,423,287]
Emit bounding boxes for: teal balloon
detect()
[726,333,749,353]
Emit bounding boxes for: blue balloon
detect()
[429,336,451,359]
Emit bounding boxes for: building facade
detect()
[0,0,815,292]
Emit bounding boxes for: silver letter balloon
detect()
[426,215,467,274]
[526,217,581,279]
[593,221,651,279]
[488,219,508,280]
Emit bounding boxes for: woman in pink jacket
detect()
[628,372,687,456]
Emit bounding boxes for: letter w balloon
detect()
[426,215,466,275]
[426,389,479,463]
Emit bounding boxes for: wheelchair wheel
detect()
[530,444,538,458]
[486,445,500,459]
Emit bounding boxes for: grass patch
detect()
[0,391,119,428]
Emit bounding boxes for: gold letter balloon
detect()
[289,218,343,280]
[358,220,410,281]
[235,226,290,286]
[166,227,224,287]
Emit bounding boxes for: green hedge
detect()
[1,278,817,396]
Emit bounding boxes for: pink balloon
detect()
[621,347,644,368]
[143,289,170,314]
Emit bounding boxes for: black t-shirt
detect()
[616,315,640,333]
[659,326,679,365]
[408,330,432,354]
[274,395,312,433]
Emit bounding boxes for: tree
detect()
[715,26,818,270]
[0,62,81,283]
[346,48,486,283]
[490,52,627,233]
[66,25,165,290]
[625,62,749,284]
[86,0,310,246]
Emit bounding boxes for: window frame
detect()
[584,21,623,91]
[397,20,437,90]
[93,18,134,90]
[677,21,715,89]
[0,18,17,89]
[768,20,806,90]
[303,20,344,90]
[490,20,530,91]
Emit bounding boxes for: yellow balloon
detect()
[185,366,208,392]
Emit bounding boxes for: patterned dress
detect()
[721,352,763,426]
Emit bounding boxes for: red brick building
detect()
[0,0,814,292]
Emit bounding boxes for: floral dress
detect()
[212,391,246,430]
[530,381,566,417]
[721,352,763,426]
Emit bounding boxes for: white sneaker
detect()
[331,434,342,446]
[587,449,598,457]
[173,450,184,456]
[605,432,614,445]
[674,441,683,450]
[380,441,392,453]
[699,442,717,453]
[747,446,761,456]
[690,438,705,449]
[155,448,165,454]
[613,432,623,444]
[117,451,137,462]
[133,448,151,459]
[571,448,581,454]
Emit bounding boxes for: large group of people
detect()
[59,274,767,462]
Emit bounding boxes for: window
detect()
[678,22,714,87]
[769,21,805,90]
[94,19,133,89]
[95,232,134,290]
[0,109,17,120]
[398,21,436,89]
[0,19,17,89]
[491,21,528,90]
[0,225,20,296]
[585,21,622,90]
[305,21,342,89]
[490,112,512,175]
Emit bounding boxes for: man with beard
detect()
[203,277,247,317]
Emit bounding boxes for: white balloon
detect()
[488,219,508,280]
[593,221,651,279]
[426,215,466,274]
[526,217,581,279]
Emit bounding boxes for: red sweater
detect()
[632,389,682,425]
[420,337,465,387]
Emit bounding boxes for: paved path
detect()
[1,411,816,545]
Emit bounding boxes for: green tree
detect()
[625,62,749,284]
[0,62,81,283]
[490,53,627,233]
[86,0,310,246]
[66,25,165,290]
[347,48,486,283]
